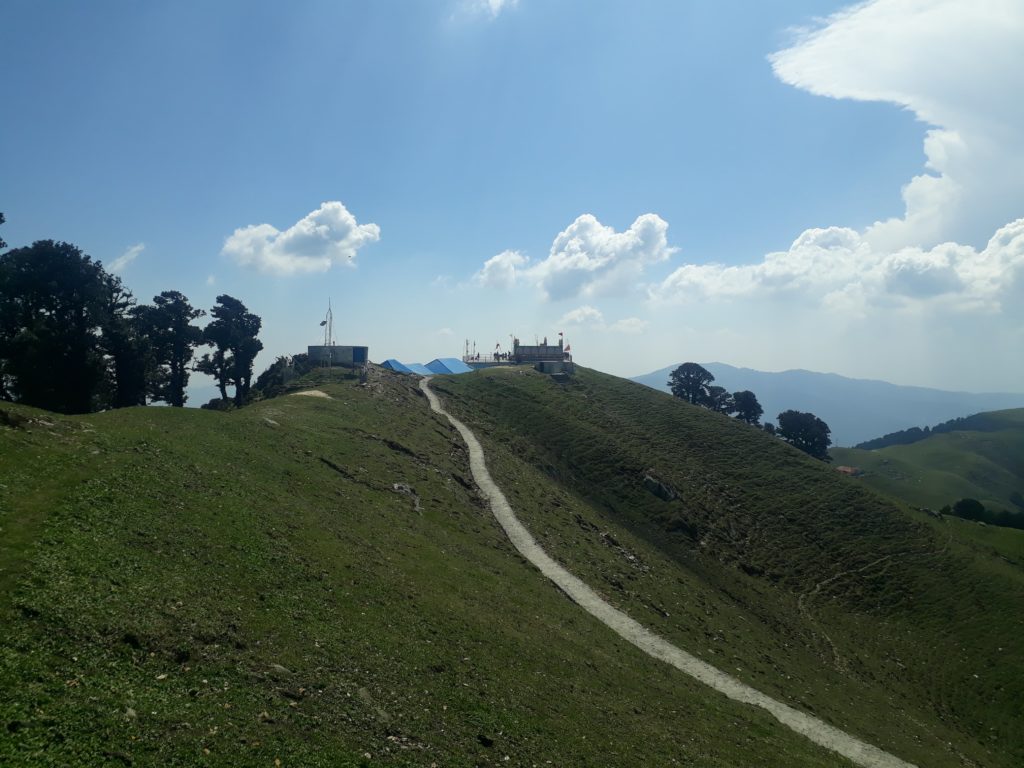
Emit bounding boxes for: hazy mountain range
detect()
[632,362,1024,447]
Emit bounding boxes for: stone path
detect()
[419,377,917,768]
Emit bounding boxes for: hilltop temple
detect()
[462,335,575,377]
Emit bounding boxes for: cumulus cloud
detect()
[559,305,604,325]
[475,214,676,299]
[651,217,1024,314]
[558,305,649,334]
[473,250,528,288]
[223,202,380,275]
[533,213,676,300]
[108,243,144,274]
[770,0,1024,250]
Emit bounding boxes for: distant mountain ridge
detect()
[631,362,1024,447]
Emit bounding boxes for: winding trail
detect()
[419,377,916,768]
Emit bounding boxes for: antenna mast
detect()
[324,299,334,347]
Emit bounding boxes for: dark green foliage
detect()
[195,295,263,406]
[949,498,1024,530]
[953,497,985,519]
[134,291,204,407]
[0,241,122,413]
[0,237,261,414]
[732,390,763,425]
[0,211,6,250]
[855,425,930,450]
[668,365,766,426]
[668,362,714,405]
[777,409,832,462]
[763,421,776,435]
[702,384,735,414]
[855,412,1009,450]
[199,397,234,411]
[254,353,315,398]
[253,355,291,398]
[99,279,153,408]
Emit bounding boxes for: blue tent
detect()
[381,359,412,373]
[425,358,473,375]
[405,363,434,375]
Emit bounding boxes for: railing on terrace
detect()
[462,353,573,364]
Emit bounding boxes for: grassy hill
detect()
[831,408,1024,513]
[435,367,1024,767]
[2,366,1022,766]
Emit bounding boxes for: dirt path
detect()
[420,377,916,768]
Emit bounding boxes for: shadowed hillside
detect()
[1,366,1022,766]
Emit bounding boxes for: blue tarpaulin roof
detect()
[426,358,473,375]
[381,359,460,376]
[381,358,473,375]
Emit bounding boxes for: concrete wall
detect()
[514,343,565,363]
[535,360,575,375]
[307,345,368,366]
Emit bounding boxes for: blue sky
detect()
[4,0,1023,396]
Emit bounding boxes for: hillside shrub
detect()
[947,497,1024,530]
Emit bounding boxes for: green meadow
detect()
[1,366,1021,766]
[832,409,1024,514]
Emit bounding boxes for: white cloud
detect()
[560,305,603,325]
[476,213,676,301]
[206,274,216,286]
[609,317,649,334]
[474,249,528,288]
[770,0,1024,250]
[469,0,518,18]
[108,243,144,274]
[436,327,455,337]
[532,213,676,300]
[558,305,649,335]
[651,217,1024,314]
[223,202,380,275]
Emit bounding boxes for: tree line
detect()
[668,362,832,461]
[854,412,1005,450]
[942,497,1024,531]
[0,222,264,414]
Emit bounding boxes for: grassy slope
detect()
[831,409,1024,513]
[1,368,852,767]
[434,367,1024,768]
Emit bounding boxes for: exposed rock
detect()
[642,471,677,502]
[392,483,422,513]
